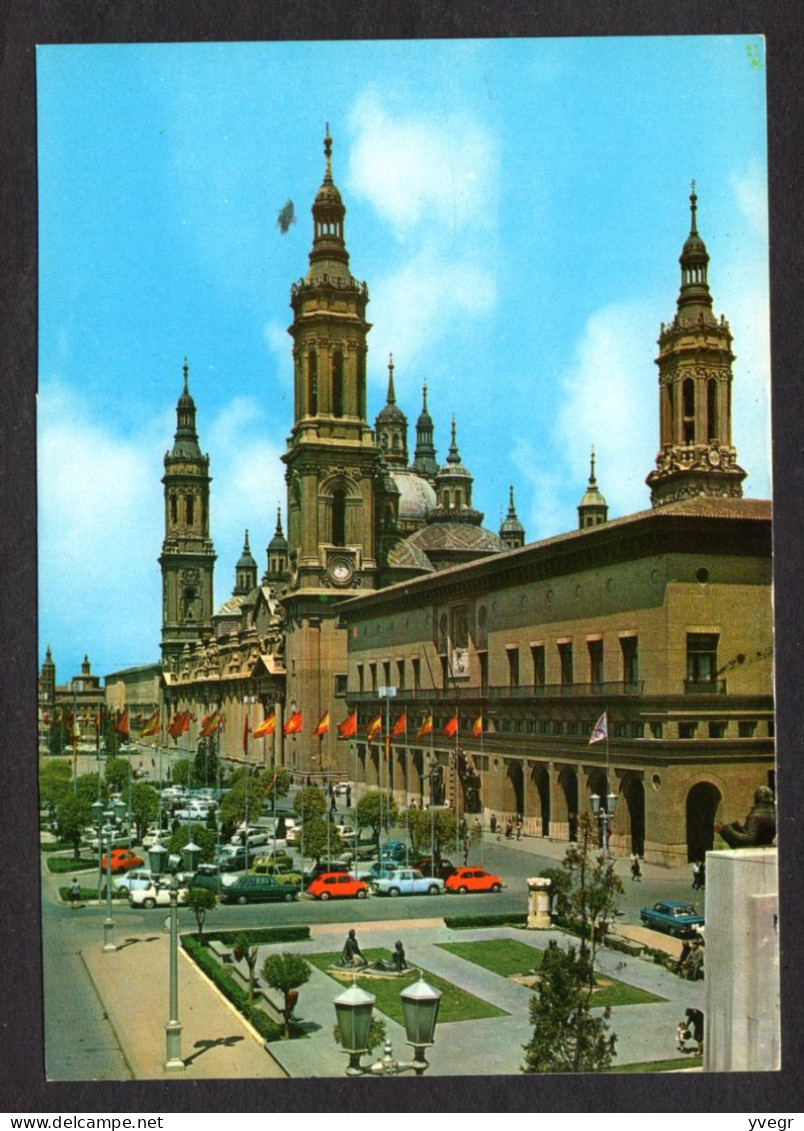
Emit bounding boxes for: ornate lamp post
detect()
[100,797,127,952]
[334,974,442,1076]
[590,791,617,856]
[148,839,201,1071]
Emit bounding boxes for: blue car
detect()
[640,900,704,938]
[379,841,411,862]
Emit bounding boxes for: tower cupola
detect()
[265,506,289,584]
[375,353,409,466]
[234,529,258,595]
[500,484,526,548]
[412,382,439,480]
[433,418,483,524]
[578,448,608,528]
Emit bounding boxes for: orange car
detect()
[444,867,503,894]
[306,871,368,901]
[101,848,145,874]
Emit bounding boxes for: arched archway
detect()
[620,773,645,856]
[686,781,722,862]
[505,760,524,819]
[530,763,550,836]
[558,767,579,841]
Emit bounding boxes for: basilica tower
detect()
[647,185,746,506]
[281,129,379,773]
[159,361,216,664]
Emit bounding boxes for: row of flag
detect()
[47,702,609,746]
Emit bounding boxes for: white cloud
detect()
[730,160,769,242]
[347,89,497,237]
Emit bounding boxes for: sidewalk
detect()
[81,930,287,1079]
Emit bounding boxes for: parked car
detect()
[354,861,399,883]
[336,825,358,841]
[112,868,155,893]
[251,850,293,870]
[379,841,411,863]
[640,901,705,937]
[218,874,299,905]
[371,868,445,897]
[101,849,145,874]
[303,858,357,883]
[188,865,238,893]
[415,857,457,880]
[128,882,188,909]
[306,872,369,901]
[444,867,503,894]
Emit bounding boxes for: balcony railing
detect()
[684,678,727,695]
[347,680,644,704]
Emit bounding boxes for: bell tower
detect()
[647,184,746,506]
[281,128,379,775]
[159,360,216,664]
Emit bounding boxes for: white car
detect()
[112,868,155,893]
[128,883,188,909]
[371,869,445,897]
[336,825,358,841]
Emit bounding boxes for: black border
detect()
[2,0,802,1114]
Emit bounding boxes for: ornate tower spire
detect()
[412,382,439,480]
[234,529,258,595]
[264,505,288,584]
[499,484,526,549]
[647,186,746,507]
[578,446,608,528]
[159,360,217,664]
[374,352,408,466]
[434,417,482,524]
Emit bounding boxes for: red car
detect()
[101,848,145,874]
[306,871,368,901]
[444,867,503,894]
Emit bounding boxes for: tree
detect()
[522,944,617,1073]
[293,786,327,823]
[39,759,73,810]
[185,886,217,943]
[171,758,194,788]
[297,816,338,864]
[48,717,68,757]
[193,738,218,788]
[233,932,259,1002]
[105,757,132,792]
[167,822,217,864]
[75,772,105,807]
[131,782,160,841]
[408,807,457,861]
[260,952,311,1038]
[56,793,92,859]
[356,790,399,849]
[558,812,623,979]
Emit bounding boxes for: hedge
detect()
[47,856,99,873]
[443,912,527,930]
[182,935,301,1042]
[208,926,310,946]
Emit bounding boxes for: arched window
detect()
[332,489,346,546]
[332,350,344,417]
[357,354,366,418]
[185,495,194,525]
[308,349,318,416]
[707,378,718,442]
[683,378,695,444]
[170,496,178,524]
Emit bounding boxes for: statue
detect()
[367,940,408,974]
[715,786,776,849]
[339,929,367,968]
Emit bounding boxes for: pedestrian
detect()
[691,860,701,889]
[346,785,352,808]
[68,878,82,908]
[515,818,522,841]
[489,812,497,834]
[676,1018,691,1052]
[685,1007,704,1055]
[630,854,642,882]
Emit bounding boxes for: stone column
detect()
[526,876,552,929]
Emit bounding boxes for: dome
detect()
[404,521,504,570]
[391,468,436,523]
[500,485,525,538]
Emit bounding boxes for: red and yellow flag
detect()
[471,714,483,739]
[337,712,357,738]
[199,711,223,738]
[442,714,458,738]
[313,711,330,737]
[284,711,303,736]
[366,713,382,742]
[252,711,276,738]
[414,714,433,742]
[391,711,407,737]
[140,709,160,738]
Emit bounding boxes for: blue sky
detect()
[37,36,770,684]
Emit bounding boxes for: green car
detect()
[251,860,303,886]
[219,874,298,905]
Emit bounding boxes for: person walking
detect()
[68,878,82,908]
[630,854,642,882]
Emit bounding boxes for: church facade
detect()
[144,135,773,864]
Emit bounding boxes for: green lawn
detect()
[307,948,507,1024]
[437,939,667,1008]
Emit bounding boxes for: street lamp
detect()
[147,839,202,1071]
[590,791,618,856]
[333,974,442,1076]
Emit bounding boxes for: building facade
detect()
[136,139,772,864]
